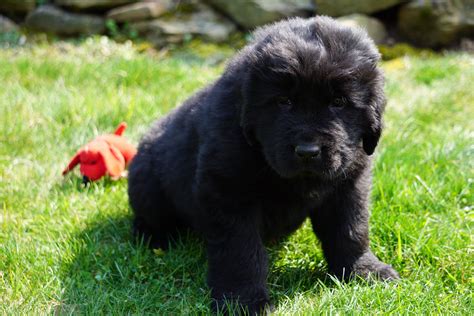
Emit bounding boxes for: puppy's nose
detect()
[295,144,321,159]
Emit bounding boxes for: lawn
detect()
[0,38,472,314]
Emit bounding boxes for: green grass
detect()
[0,38,472,314]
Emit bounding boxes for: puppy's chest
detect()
[259,188,323,243]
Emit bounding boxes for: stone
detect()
[314,0,405,17]
[337,14,387,44]
[0,0,35,13]
[54,0,136,10]
[0,15,18,33]
[205,0,314,29]
[131,4,236,43]
[398,0,474,47]
[460,38,474,53]
[25,5,105,36]
[107,0,171,22]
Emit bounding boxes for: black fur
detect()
[128,16,399,314]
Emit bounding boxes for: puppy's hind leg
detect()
[132,208,182,250]
[132,215,167,250]
[128,158,182,250]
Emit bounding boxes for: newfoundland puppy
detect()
[128,16,399,314]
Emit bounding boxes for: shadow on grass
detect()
[57,175,127,193]
[59,213,335,313]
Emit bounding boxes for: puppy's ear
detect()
[242,125,255,146]
[363,79,386,155]
[238,71,257,147]
[239,101,256,146]
[362,124,381,155]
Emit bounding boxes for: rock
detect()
[205,0,314,29]
[0,15,18,33]
[25,5,105,36]
[337,14,387,44]
[398,0,474,47]
[54,0,136,10]
[314,0,405,17]
[131,4,236,43]
[107,0,170,22]
[0,0,35,13]
[460,38,474,53]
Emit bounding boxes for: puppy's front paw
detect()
[212,298,273,315]
[374,263,400,280]
[351,251,400,281]
[211,286,272,315]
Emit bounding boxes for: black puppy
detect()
[128,16,399,314]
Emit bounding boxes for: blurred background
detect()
[1,0,473,53]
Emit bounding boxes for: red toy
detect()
[62,122,137,182]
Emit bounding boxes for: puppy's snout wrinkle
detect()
[294,143,322,160]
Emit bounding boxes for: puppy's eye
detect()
[330,97,347,109]
[277,97,293,110]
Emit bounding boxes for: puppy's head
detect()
[238,17,385,179]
